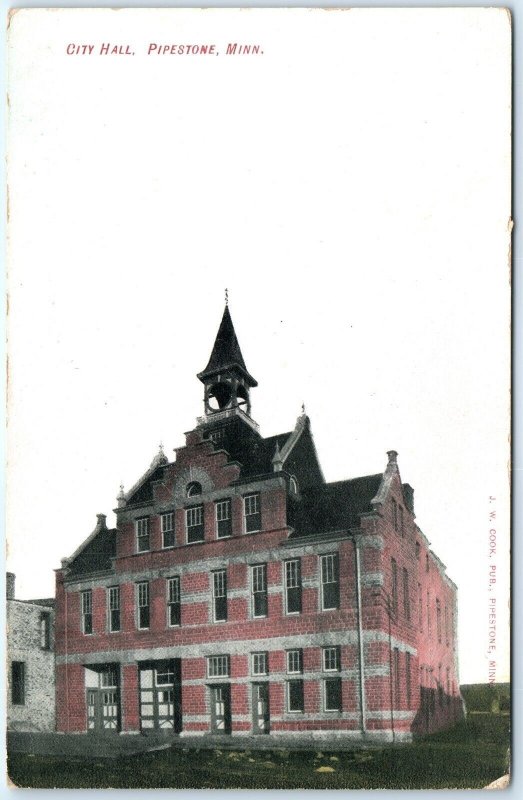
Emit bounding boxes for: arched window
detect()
[289,476,298,495]
[187,481,202,498]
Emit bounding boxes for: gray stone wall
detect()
[7,600,55,732]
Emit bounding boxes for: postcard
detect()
[6,7,511,790]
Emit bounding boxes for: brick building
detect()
[7,572,56,732]
[55,305,463,741]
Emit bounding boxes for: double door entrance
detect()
[85,665,120,733]
[139,659,182,732]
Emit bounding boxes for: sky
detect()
[7,7,511,685]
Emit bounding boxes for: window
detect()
[40,612,51,649]
[436,598,442,643]
[285,559,302,614]
[137,581,150,629]
[208,655,229,677]
[156,663,175,685]
[167,577,181,626]
[324,677,342,711]
[287,649,303,674]
[108,586,120,632]
[101,665,118,687]
[391,497,398,531]
[186,505,204,543]
[446,667,451,705]
[213,570,227,622]
[11,662,25,705]
[427,590,431,635]
[391,559,398,615]
[438,664,443,706]
[289,476,298,495]
[415,541,420,559]
[187,481,202,497]
[81,590,93,635]
[445,604,449,646]
[323,646,340,672]
[286,651,304,712]
[244,493,261,533]
[426,554,430,573]
[399,505,404,536]
[402,568,410,620]
[321,553,340,610]
[406,652,412,708]
[418,582,423,631]
[161,512,175,548]
[287,680,304,712]
[215,499,232,538]
[252,652,268,676]
[136,517,150,552]
[393,647,400,705]
[251,564,268,617]
[209,428,225,445]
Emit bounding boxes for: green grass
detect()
[8,713,510,789]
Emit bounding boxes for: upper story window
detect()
[251,564,268,618]
[320,553,340,610]
[285,559,302,614]
[212,570,228,622]
[415,541,420,559]
[289,476,298,495]
[391,558,398,615]
[323,646,341,672]
[108,586,121,632]
[426,554,430,573]
[391,497,398,531]
[399,505,404,536]
[436,598,442,642]
[187,481,202,498]
[287,649,303,674]
[208,654,229,678]
[244,493,261,533]
[40,612,51,650]
[167,576,181,627]
[136,581,150,630]
[418,582,423,631]
[81,589,93,635]
[161,512,175,548]
[445,604,449,646]
[402,567,410,620]
[11,661,25,706]
[186,505,204,543]
[252,651,268,676]
[209,428,225,445]
[136,517,150,553]
[215,499,232,538]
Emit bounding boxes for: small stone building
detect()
[54,305,464,741]
[7,572,56,732]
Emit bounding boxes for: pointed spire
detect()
[198,304,257,387]
[272,440,283,472]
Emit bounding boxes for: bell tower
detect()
[197,302,258,421]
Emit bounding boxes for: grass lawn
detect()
[8,712,510,789]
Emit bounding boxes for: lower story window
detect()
[324,677,342,711]
[287,679,304,712]
[11,661,25,705]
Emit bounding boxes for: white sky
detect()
[7,8,511,684]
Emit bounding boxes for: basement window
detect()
[11,661,25,705]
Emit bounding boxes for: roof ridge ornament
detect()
[225,287,229,306]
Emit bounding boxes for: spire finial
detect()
[301,402,306,415]
[225,287,229,306]
[159,441,164,456]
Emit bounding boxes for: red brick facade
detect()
[54,307,463,742]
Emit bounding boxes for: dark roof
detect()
[126,464,168,506]
[11,598,55,608]
[68,527,117,576]
[290,474,383,537]
[197,305,257,387]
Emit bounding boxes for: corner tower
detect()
[197,303,258,421]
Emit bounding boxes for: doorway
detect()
[210,684,231,734]
[252,682,270,734]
